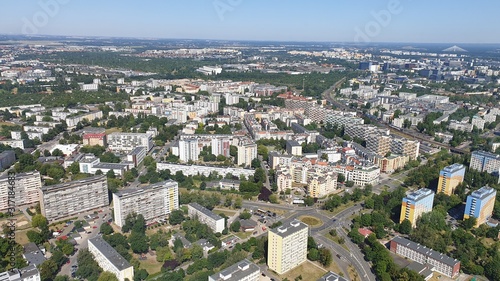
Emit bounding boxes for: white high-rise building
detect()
[179,138,200,162]
[267,220,308,275]
[237,140,257,167]
[113,180,179,227]
[107,133,153,153]
[0,172,41,212]
[212,138,231,158]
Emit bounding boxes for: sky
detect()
[1,0,499,44]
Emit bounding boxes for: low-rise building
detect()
[390,236,460,278]
[126,146,147,167]
[208,259,260,281]
[88,236,134,281]
[317,271,348,281]
[0,264,40,281]
[187,202,225,233]
[83,133,107,147]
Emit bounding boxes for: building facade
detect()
[88,237,134,281]
[107,133,153,153]
[390,236,460,278]
[178,138,200,162]
[400,188,435,227]
[464,186,497,228]
[188,202,225,233]
[237,141,257,167]
[437,164,465,196]
[126,146,147,167]
[469,150,500,173]
[82,133,107,147]
[0,150,16,170]
[0,172,42,212]
[267,220,308,275]
[39,175,109,222]
[0,265,40,281]
[113,180,179,227]
[208,259,260,281]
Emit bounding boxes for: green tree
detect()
[133,269,149,281]
[337,174,345,183]
[191,244,204,260]
[39,260,58,281]
[230,221,241,232]
[100,223,114,235]
[32,214,48,228]
[69,161,80,174]
[97,271,119,281]
[169,210,185,225]
[399,219,412,235]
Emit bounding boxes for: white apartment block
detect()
[188,202,225,233]
[23,126,51,134]
[65,111,103,129]
[80,83,99,91]
[276,172,293,193]
[208,259,260,281]
[39,175,109,222]
[212,137,231,158]
[237,141,257,167]
[0,140,25,149]
[267,220,308,275]
[126,146,147,167]
[107,132,153,153]
[0,172,41,212]
[179,138,200,162]
[471,115,485,130]
[0,265,40,281]
[157,163,255,179]
[113,180,179,227]
[391,138,420,160]
[88,237,134,281]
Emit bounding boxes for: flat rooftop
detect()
[89,236,132,271]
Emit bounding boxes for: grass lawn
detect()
[15,228,32,245]
[234,231,252,239]
[138,255,163,275]
[298,216,323,228]
[325,233,350,252]
[324,260,344,279]
[279,260,327,281]
[105,127,122,134]
[213,208,237,217]
[348,265,361,281]
[0,121,16,126]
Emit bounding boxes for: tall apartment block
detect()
[400,188,435,227]
[39,175,109,222]
[208,259,260,281]
[469,150,500,173]
[237,140,257,167]
[464,186,497,228]
[187,202,225,233]
[113,180,179,227]
[366,133,391,156]
[88,236,134,281]
[0,172,41,212]
[107,132,153,153]
[391,138,420,160]
[437,164,465,196]
[267,220,308,275]
[178,138,200,162]
[211,137,231,158]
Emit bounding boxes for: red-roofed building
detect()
[83,133,107,147]
[358,228,373,238]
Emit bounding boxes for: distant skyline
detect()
[2,0,500,44]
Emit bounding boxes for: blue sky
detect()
[1,0,499,43]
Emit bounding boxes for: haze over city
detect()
[1,0,500,43]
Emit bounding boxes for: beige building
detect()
[113,180,179,227]
[307,173,337,198]
[39,175,109,222]
[366,133,391,156]
[0,172,41,212]
[237,141,257,167]
[88,237,134,281]
[267,220,308,275]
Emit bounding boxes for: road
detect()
[58,208,111,277]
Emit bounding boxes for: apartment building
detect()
[237,140,257,167]
[107,133,153,153]
[208,259,260,281]
[267,220,308,275]
[373,154,409,174]
[366,133,391,156]
[0,265,40,281]
[65,111,103,129]
[325,114,364,127]
[391,138,420,160]
[113,180,179,227]
[39,175,109,222]
[82,133,107,147]
[307,174,337,198]
[276,172,293,193]
[188,202,225,233]
[178,138,200,162]
[400,188,435,227]
[88,237,134,281]
[0,172,41,212]
[126,146,147,167]
[211,137,231,158]
[437,164,465,196]
[464,186,496,227]
[345,165,380,186]
[390,236,460,278]
[286,140,302,156]
[269,152,293,169]
[156,163,255,179]
[469,150,500,173]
